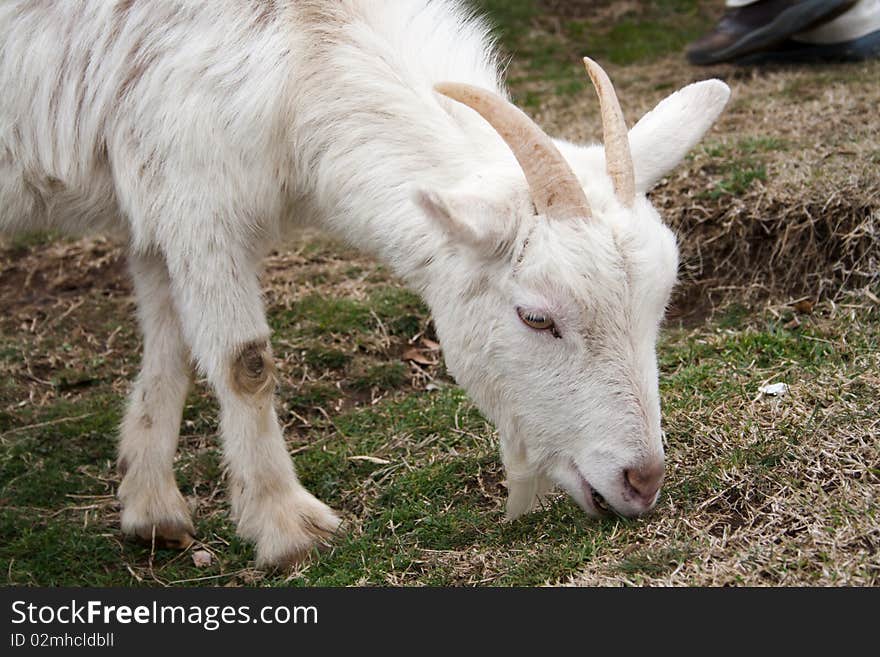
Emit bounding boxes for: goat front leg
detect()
[118,251,194,548]
[166,240,341,568]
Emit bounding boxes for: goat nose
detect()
[624,462,664,505]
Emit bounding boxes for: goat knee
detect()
[229,340,276,397]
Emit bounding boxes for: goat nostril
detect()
[624,465,664,503]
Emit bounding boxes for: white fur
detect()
[0,0,729,565]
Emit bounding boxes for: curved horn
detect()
[435,82,591,221]
[583,57,635,207]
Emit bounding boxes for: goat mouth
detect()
[592,488,611,514]
[574,468,613,518]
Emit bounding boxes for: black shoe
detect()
[687,0,858,65]
[736,26,880,63]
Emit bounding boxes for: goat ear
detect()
[414,189,482,245]
[628,79,730,193]
[414,188,509,253]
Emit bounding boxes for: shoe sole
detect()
[688,0,858,65]
[735,28,880,64]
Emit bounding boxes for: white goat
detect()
[0,0,730,567]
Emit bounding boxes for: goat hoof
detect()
[128,521,196,550]
[119,483,196,551]
[248,492,342,569]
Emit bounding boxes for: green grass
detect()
[288,381,343,413]
[475,0,715,107]
[304,348,350,371]
[349,362,408,392]
[274,295,373,336]
[272,287,427,339]
[699,137,788,198]
[2,296,876,586]
[5,231,62,256]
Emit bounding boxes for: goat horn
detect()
[435,82,591,221]
[583,57,635,207]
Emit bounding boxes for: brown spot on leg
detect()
[140,413,153,430]
[117,456,129,477]
[230,340,276,397]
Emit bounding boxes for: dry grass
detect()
[488,1,879,313]
[523,57,880,315]
[569,300,879,586]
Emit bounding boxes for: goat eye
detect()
[516,307,555,331]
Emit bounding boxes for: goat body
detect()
[0,0,729,566]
